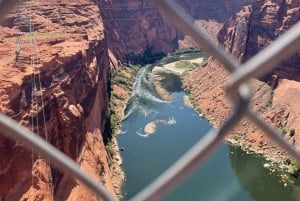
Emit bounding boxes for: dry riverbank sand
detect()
[149,56,300,175]
[148,58,204,102]
[183,58,300,174]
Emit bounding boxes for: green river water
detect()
[117,53,300,201]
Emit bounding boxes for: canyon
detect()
[184,0,300,169]
[98,0,253,63]
[5,0,298,200]
[0,1,118,200]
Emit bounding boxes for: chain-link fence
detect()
[1,0,300,201]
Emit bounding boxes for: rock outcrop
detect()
[0,0,256,200]
[219,0,300,80]
[184,0,300,168]
[0,1,121,200]
[98,0,254,63]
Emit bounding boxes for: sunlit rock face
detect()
[0,1,118,200]
[0,0,254,200]
[219,0,300,80]
[98,0,254,63]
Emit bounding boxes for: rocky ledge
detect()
[0,1,123,200]
[184,0,300,173]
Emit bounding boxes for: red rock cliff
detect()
[98,0,253,63]
[184,0,300,167]
[0,0,256,200]
[0,1,121,200]
[219,0,300,80]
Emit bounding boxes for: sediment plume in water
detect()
[123,65,168,120]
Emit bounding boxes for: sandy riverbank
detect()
[182,59,300,177]
[148,58,205,102]
[147,56,300,179]
[109,65,139,198]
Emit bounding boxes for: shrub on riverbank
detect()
[170,47,202,56]
[109,64,139,136]
[184,87,202,114]
[175,60,197,70]
[290,128,295,137]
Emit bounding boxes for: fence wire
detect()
[1,0,300,201]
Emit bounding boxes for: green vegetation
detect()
[175,60,197,70]
[279,125,287,135]
[257,89,274,113]
[233,135,241,141]
[170,47,203,56]
[109,64,139,136]
[111,70,131,87]
[110,110,121,135]
[289,128,295,137]
[105,141,115,157]
[285,158,300,176]
[285,158,292,165]
[170,48,209,62]
[184,87,202,114]
[267,90,274,107]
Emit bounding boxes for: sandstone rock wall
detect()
[98,0,254,63]
[219,0,300,80]
[0,1,119,200]
[184,0,300,168]
[0,0,255,200]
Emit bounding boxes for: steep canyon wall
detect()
[219,0,300,80]
[184,0,300,167]
[0,0,254,200]
[98,0,253,63]
[0,1,119,200]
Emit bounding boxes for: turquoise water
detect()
[117,56,300,201]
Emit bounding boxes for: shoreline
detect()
[148,58,205,101]
[182,59,299,178]
[113,56,300,197]
[109,137,125,198]
[149,57,298,179]
[109,64,139,198]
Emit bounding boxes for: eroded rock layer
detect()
[184,0,300,167]
[0,1,120,200]
[0,0,255,200]
[98,0,253,63]
[219,0,300,80]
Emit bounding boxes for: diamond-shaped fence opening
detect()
[1,0,300,201]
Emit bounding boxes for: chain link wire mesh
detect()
[1,0,300,201]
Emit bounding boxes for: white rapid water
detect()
[123,65,168,120]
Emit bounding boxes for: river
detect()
[117,53,300,201]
